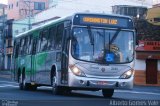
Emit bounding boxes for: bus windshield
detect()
[71,27,134,64]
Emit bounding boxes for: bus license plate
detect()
[97,81,107,85]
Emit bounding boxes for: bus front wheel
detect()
[102,89,114,98]
[52,73,62,95]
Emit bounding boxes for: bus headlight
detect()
[120,70,133,79]
[69,65,86,77]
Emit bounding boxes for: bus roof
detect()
[14,12,133,39]
[14,15,72,39]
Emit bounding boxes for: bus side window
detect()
[19,38,25,55]
[25,35,30,54]
[23,36,28,55]
[56,23,64,49]
[27,36,31,54]
[36,35,41,53]
[40,30,48,52]
[29,37,33,54]
[32,39,37,55]
[48,26,56,50]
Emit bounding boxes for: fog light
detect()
[79,80,84,84]
[120,82,126,87]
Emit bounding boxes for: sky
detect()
[0,0,157,5]
[0,0,8,5]
[153,0,160,4]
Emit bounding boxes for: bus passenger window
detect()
[56,23,64,49]
[26,36,30,54]
[29,38,33,54]
[23,36,28,55]
[40,30,48,52]
[48,27,56,50]
[20,38,25,55]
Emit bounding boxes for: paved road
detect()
[0,77,160,106]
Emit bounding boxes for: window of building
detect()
[15,30,19,35]
[11,4,13,9]
[22,28,26,32]
[34,2,45,10]
[8,5,10,10]
[16,2,18,7]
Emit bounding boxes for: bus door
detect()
[61,27,70,84]
[31,37,37,82]
[35,30,48,84]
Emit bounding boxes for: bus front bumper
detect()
[68,72,133,90]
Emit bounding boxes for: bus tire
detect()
[51,71,62,95]
[25,83,37,91]
[19,70,25,90]
[102,89,114,98]
[19,73,23,90]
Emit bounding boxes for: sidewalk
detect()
[132,85,160,94]
[0,70,12,79]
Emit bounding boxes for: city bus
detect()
[13,13,135,98]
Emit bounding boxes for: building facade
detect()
[135,41,160,86]
[112,5,148,19]
[112,5,160,86]
[134,3,160,86]
[7,0,49,20]
[48,0,58,8]
[4,19,14,70]
[12,17,35,38]
[146,4,160,25]
[3,0,49,70]
[0,4,7,70]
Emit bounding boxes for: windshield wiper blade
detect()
[87,26,95,55]
[87,26,94,45]
[110,28,121,44]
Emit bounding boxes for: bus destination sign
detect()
[83,17,118,25]
[73,14,134,29]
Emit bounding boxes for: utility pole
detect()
[28,0,31,30]
[24,0,32,30]
[2,6,6,70]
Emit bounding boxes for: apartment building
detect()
[4,0,49,70]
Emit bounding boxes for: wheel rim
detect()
[19,74,22,84]
[52,76,57,92]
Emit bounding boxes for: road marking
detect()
[0,85,18,88]
[116,90,160,96]
[0,81,17,84]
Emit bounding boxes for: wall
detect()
[12,17,35,38]
[7,0,49,20]
[134,58,160,86]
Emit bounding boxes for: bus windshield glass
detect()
[71,27,134,64]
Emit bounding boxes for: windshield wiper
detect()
[87,26,94,55]
[110,28,121,44]
[87,26,94,45]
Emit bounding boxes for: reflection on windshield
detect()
[71,27,134,64]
